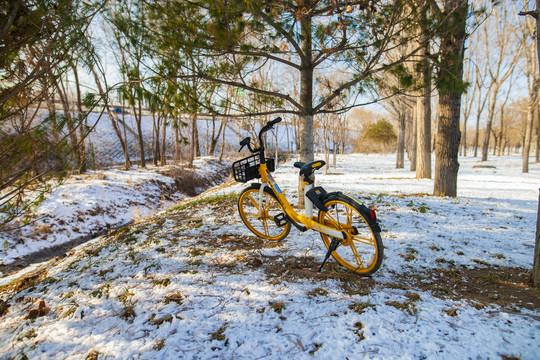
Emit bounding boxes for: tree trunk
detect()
[55,76,82,172]
[434,0,467,197]
[174,117,181,162]
[161,114,167,166]
[416,90,432,178]
[434,94,462,197]
[396,108,406,169]
[218,118,228,162]
[153,113,160,166]
[298,12,314,208]
[492,128,498,156]
[195,121,200,157]
[189,114,198,168]
[136,98,146,168]
[409,106,417,172]
[72,65,87,173]
[497,114,504,157]
[416,23,432,179]
[462,117,468,156]
[523,102,535,173]
[275,131,279,168]
[333,142,337,168]
[209,117,226,155]
[474,112,481,157]
[323,127,329,175]
[534,189,540,287]
[481,88,499,161]
[535,101,540,162]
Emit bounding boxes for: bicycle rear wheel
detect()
[238,184,291,241]
[318,193,383,276]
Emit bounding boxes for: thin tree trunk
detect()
[497,114,504,157]
[274,130,279,168]
[153,113,160,166]
[523,103,535,173]
[416,89,431,178]
[481,88,500,161]
[72,65,87,173]
[416,18,432,179]
[136,98,146,168]
[409,106,417,172]
[333,138,337,168]
[462,118,467,156]
[492,128,497,156]
[534,189,540,287]
[536,101,540,162]
[189,114,198,168]
[161,114,167,166]
[219,118,229,162]
[55,76,82,172]
[396,114,405,169]
[174,117,180,162]
[474,113,481,157]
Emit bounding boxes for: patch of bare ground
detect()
[389,266,539,312]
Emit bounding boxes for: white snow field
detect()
[0,153,538,360]
[0,157,230,267]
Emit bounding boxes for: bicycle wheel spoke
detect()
[262,219,269,236]
[246,194,259,209]
[351,235,376,246]
[324,213,340,228]
[246,213,259,219]
[264,195,273,211]
[349,243,364,268]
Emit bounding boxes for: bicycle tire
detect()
[238,184,291,241]
[318,193,383,276]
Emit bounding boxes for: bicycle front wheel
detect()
[238,184,291,241]
[318,193,383,276]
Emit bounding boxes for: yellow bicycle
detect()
[232,117,383,276]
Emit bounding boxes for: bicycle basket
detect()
[232,154,275,183]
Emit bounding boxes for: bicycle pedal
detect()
[273,213,288,227]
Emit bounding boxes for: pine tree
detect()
[141,0,432,163]
[433,0,468,197]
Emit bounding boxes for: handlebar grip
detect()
[269,117,282,126]
[240,137,251,146]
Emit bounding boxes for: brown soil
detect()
[393,266,540,312]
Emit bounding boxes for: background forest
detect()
[0,1,538,243]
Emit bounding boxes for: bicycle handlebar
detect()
[238,117,282,154]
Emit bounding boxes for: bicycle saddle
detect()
[293,160,326,176]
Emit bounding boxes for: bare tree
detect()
[480,3,521,162]
[518,0,540,290]
[460,37,479,156]
[518,6,538,173]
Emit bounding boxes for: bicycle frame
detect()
[256,163,346,240]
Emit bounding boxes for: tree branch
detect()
[518,10,538,19]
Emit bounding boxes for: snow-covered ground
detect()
[0,157,230,266]
[0,153,538,359]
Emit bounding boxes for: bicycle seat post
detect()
[304,176,314,219]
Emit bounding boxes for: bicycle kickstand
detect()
[318,238,341,272]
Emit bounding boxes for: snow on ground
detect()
[0,154,538,360]
[0,157,230,267]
